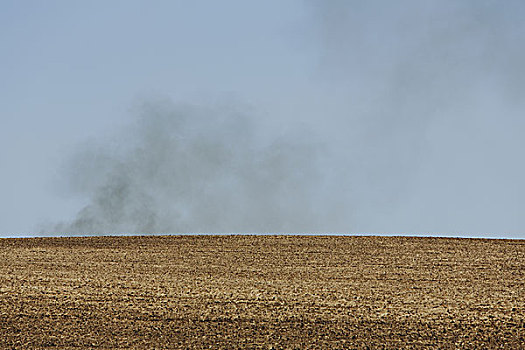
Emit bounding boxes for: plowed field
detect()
[1,235,524,349]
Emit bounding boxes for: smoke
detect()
[301,0,525,236]
[47,100,339,235]
[45,1,525,237]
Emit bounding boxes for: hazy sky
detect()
[2,1,525,238]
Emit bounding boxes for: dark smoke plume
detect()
[47,100,337,235]
[45,1,525,237]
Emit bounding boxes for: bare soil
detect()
[1,235,524,349]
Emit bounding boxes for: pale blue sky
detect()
[2,1,525,238]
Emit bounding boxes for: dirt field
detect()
[0,235,524,349]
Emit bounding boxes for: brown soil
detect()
[1,235,524,349]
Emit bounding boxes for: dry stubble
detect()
[0,235,524,349]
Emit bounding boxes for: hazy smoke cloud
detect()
[48,100,339,234]
[47,1,525,237]
[302,0,525,236]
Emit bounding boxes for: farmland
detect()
[1,235,524,349]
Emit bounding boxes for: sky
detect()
[1,1,525,238]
